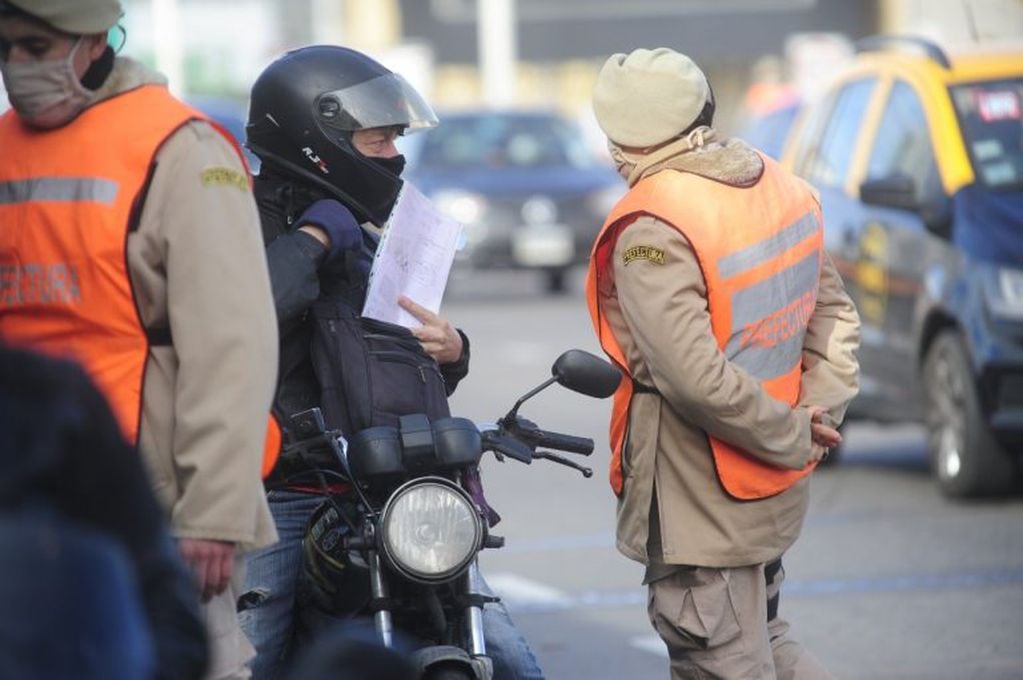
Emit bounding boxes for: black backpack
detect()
[308,296,451,438]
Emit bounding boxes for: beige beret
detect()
[4,0,122,35]
[593,47,710,148]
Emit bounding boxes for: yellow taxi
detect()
[780,36,1023,497]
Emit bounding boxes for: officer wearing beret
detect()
[586,48,861,678]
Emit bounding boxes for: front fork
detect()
[465,560,488,658]
[367,550,488,660]
[369,549,395,647]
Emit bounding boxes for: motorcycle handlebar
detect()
[533,430,594,456]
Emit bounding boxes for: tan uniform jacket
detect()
[602,136,860,568]
[99,58,278,550]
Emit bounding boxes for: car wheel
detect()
[543,268,567,294]
[922,331,1017,498]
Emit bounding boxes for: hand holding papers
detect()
[362,182,462,327]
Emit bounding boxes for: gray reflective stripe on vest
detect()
[725,251,819,380]
[717,211,819,279]
[0,177,119,205]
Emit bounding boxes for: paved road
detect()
[443,268,1023,680]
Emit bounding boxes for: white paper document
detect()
[362,182,462,327]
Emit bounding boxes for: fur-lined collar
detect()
[627,127,764,189]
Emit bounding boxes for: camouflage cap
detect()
[1,0,123,35]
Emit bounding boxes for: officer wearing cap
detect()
[0,1,279,678]
[585,48,861,678]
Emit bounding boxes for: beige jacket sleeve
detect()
[614,216,813,470]
[134,120,278,544]
[797,251,861,427]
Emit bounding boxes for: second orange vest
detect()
[586,155,823,500]
[0,85,280,477]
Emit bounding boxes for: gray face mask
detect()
[0,38,95,129]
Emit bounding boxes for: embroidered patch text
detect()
[622,245,665,266]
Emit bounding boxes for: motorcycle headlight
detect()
[379,478,483,583]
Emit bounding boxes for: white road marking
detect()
[486,572,571,607]
[630,635,668,658]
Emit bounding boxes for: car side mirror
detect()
[552,350,622,399]
[860,175,952,239]
[860,175,919,211]
[920,194,953,239]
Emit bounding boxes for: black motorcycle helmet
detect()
[247,45,438,225]
[297,499,371,617]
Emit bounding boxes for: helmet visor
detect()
[316,72,439,134]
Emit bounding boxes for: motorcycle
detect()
[283,349,621,679]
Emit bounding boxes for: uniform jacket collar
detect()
[628,127,765,189]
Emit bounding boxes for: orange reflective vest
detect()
[585,155,823,500]
[0,85,280,478]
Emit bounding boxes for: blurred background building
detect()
[113,0,1022,138]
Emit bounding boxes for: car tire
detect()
[922,330,1017,498]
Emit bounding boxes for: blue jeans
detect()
[239,490,543,680]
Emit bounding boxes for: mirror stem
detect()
[504,376,557,422]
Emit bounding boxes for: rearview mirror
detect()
[552,350,621,399]
[860,175,919,211]
[860,175,952,238]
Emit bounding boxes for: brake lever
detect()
[533,450,593,478]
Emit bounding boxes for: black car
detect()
[405,110,624,292]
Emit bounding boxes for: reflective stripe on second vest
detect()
[586,154,823,500]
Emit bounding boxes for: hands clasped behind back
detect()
[806,405,842,464]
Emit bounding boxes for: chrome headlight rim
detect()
[378,476,483,584]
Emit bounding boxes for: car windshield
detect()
[950,78,1023,190]
[415,113,597,171]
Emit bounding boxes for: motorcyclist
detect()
[237,45,543,679]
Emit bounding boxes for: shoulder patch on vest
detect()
[622,245,665,266]
[200,166,248,191]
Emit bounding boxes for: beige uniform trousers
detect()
[647,563,832,680]
[203,557,256,680]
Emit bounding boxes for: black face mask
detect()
[369,154,406,179]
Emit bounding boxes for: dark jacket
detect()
[255,168,470,438]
